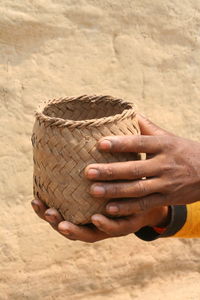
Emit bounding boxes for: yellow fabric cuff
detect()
[173,201,200,238]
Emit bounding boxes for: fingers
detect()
[31,199,109,243]
[58,221,109,243]
[106,194,167,214]
[31,199,64,230]
[44,208,64,230]
[31,199,109,242]
[97,135,163,154]
[91,214,143,236]
[31,199,48,220]
[90,178,162,199]
[85,158,160,181]
[137,114,171,136]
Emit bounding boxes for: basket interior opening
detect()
[43,98,132,121]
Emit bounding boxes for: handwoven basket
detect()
[32,95,140,224]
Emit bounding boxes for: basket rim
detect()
[35,95,137,129]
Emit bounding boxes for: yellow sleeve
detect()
[135,203,200,241]
[173,201,200,238]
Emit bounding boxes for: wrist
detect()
[147,206,171,228]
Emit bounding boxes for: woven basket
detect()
[32,95,140,224]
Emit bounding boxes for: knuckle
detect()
[138,198,150,211]
[162,180,175,193]
[106,184,121,197]
[162,164,173,173]
[102,166,114,179]
[136,136,145,152]
[161,160,175,173]
[117,138,128,152]
[130,163,142,178]
[154,136,164,148]
[162,137,175,151]
[120,202,132,215]
[136,180,147,196]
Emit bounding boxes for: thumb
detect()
[137,114,171,136]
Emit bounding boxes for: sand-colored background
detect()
[1,0,200,299]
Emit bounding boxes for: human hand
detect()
[31,199,169,243]
[85,114,200,216]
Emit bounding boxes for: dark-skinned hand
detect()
[31,198,169,243]
[31,114,200,242]
[85,114,200,216]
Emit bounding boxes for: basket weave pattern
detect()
[32,95,140,224]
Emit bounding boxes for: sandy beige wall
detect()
[1,1,200,299]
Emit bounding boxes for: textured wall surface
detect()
[1,1,200,299]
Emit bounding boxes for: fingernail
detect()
[107,205,119,214]
[90,185,105,196]
[60,229,70,235]
[58,223,71,234]
[58,226,70,235]
[86,168,100,179]
[92,216,101,227]
[93,220,101,227]
[99,139,112,151]
[31,201,39,213]
[45,214,56,224]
